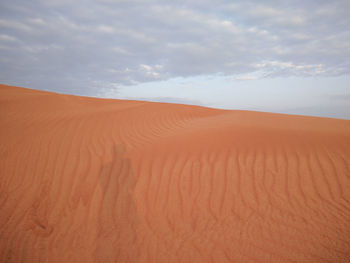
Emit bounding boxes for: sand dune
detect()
[1,83,350,262]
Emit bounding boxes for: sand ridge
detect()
[1,83,350,262]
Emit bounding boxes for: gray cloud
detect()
[329,93,350,100]
[0,0,350,95]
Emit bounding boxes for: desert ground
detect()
[1,83,350,262]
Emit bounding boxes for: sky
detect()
[0,0,349,119]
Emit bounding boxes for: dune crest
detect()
[1,84,350,262]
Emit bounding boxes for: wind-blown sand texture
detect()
[1,84,350,263]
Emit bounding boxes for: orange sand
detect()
[1,83,350,262]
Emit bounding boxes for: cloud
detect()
[235,75,260,81]
[329,93,350,100]
[0,0,349,95]
[0,19,33,32]
[0,34,18,42]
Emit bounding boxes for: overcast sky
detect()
[0,0,350,119]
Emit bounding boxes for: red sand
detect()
[1,83,350,262]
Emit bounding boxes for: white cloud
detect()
[249,6,282,17]
[111,46,131,55]
[139,64,163,79]
[96,25,115,34]
[0,19,32,32]
[0,34,17,42]
[27,18,45,25]
[235,75,259,81]
[0,0,349,95]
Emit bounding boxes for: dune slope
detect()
[1,84,350,262]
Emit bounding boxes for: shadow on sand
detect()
[95,144,138,263]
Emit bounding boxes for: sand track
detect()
[1,84,350,262]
